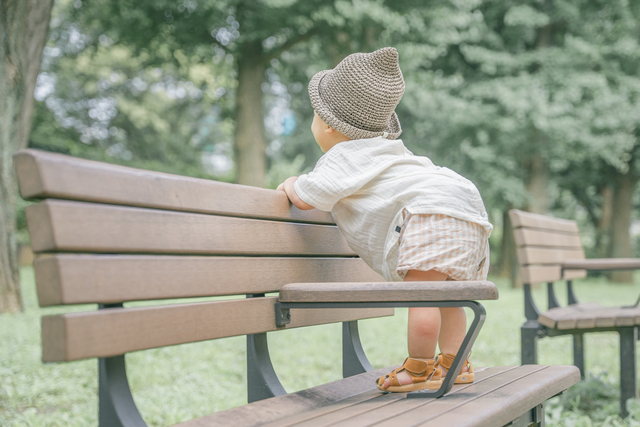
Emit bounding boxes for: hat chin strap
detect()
[382,132,389,138]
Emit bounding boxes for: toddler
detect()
[278,47,492,392]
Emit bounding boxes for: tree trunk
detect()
[524,151,548,214]
[609,171,636,283]
[234,40,266,187]
[0,0,53,312]
[597,184,614,258]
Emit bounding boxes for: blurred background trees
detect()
[3,0,640,311]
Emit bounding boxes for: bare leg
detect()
[437,307,468,376]
[381,269,447,389]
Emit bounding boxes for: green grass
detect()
[2,268,640,426]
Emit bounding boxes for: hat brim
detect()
[308,70,402,140]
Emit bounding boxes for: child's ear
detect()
[325,127,335,134]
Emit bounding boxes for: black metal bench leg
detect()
[342,321,373,378]
[573,333,585,378]
[619,326,638,418]
[99,356,147,427]
[246,333,287,403]
[521,322,539,365]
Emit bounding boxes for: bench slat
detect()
[538,303,605,329]
[14,149,334,224]
[369,366,539,427]
[509,209,579,233]
[298,367,516,427]
[34,255,383,306]
[519,265,586,284]
[176,368,394,427]
[177,367,513,427]
[41,297,393,361]
[279,281,498,303]
[539,304,640,330]
[514,228,582,249]
[26,200,354,256]
[417,365,580,427]
[517,247,585,265]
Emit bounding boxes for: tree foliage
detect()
[25,0,640,284]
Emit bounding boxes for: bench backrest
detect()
[509,209,587,285]
[14,149,388,362]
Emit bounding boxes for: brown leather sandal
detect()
[437,352,474,384]
[376,357,443,392]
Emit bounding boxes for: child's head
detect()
[308,47,405,150]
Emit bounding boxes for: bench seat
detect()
[178,365,580,427]
[539,303,640,330]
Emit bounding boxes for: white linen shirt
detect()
[294,137,493,282]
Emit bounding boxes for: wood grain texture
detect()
[178,366,579,427]
[517,247,585,265]
[278,281,499,303]
[33,254,383,306]
[41,297,393,361]
[509,209,579,233]
[416,365,580,427]
[26,200,354,256]
[176,367,393,427]
[539,305,640,330]
[563,258,640,271]
[538,303,606,329]
[298,367,518,427]
[519,265,586,284]
[178,367,510,427]
[513,228,582,249]
[14,149,334,224]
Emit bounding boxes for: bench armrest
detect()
[278,281,498,303]
[563,258,640,271]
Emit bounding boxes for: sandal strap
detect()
[379,357,441,387]
[438,352,473,374]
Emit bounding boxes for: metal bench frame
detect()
[99,298,486,426]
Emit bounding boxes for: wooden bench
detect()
[509,209,640,417]
[14,149,579,426]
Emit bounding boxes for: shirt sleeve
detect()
[294,171,343,212]
[292,148,367,211]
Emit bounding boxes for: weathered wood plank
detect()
[563,258,640,271]
[519,265,586,285]
[25,200,354,256]
[279,281,499,303]
[300,367,518,427]
[41,298,393,361]
[175,367,392,427]
[294,393,404,427]
[538,303,605,329]
[416,365,580,427]
[369,366,541,427]
[517,247,585,265]
[513,228,582,249]
[509,209,579,234]
[14,149,334,224]
[34,255,383,306]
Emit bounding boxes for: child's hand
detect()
[279,176,315,210]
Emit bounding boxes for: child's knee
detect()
[408,308,440,339]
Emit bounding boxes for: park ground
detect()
[2,268,640,426]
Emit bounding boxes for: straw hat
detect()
[308,47,404,140]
